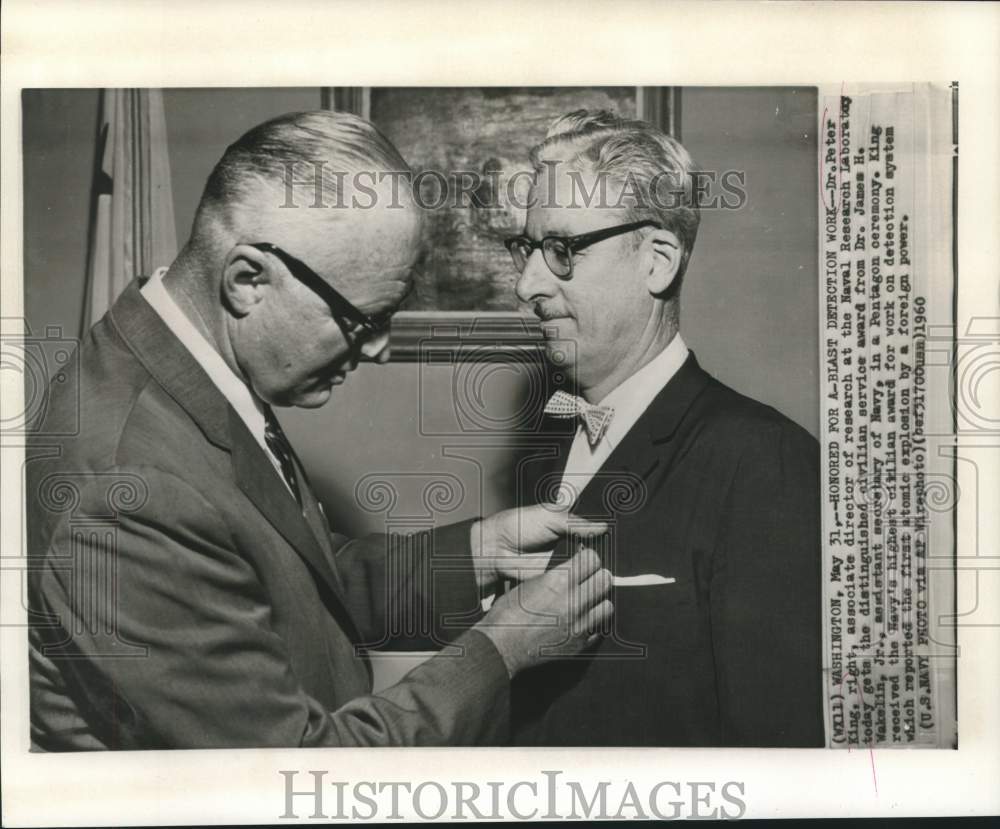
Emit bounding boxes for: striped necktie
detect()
[262,406,302,507]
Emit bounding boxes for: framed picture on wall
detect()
[322,87,679,360]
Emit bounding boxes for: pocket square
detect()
[612,574,676,587]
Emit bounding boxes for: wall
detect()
[680,87,819,437]
[163,88,321,240]
[21,87,819,537]
[22,89,101,342]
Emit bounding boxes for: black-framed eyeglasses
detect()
[504,220,667,279]
[248,242,393,338]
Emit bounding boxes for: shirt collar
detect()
[140,267,268,446]
[598,333,690,451]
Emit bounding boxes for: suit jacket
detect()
[27,280,508,750]
[511,352,824,747]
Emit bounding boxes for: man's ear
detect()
[221,245,273,317]
[642,228,683,297]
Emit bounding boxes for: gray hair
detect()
[529,109,700,287]
[197,110,412,225]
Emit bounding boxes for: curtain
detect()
[84,89,177,327]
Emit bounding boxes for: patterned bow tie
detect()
[544,390,615,447]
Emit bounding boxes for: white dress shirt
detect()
[141,267,291,491]
[559,334,689,505]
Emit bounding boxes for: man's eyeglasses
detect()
[504,220,667,279]
[248,242,393,339]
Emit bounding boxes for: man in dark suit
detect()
[504,110,824,746]
[27,110,613,749]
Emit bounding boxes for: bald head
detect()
[165,110,424,407]
[189,110,420,271]
[199,111,410,216]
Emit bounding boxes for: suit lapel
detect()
[574,351,713,520]
[109,280,358,632]
[228,410,352,607]
[109,280,231,450]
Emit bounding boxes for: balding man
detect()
[27,111,612,750]
[506,110,824,747]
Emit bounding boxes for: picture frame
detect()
[322,86,679,361]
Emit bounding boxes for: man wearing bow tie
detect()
[26,110,614,750]
[505,110,824,747]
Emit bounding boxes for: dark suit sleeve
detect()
[31,467,507,748]
[710,423,825,747]
[328,520,484,651]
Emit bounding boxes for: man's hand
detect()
[469,503,608,592]
[475,547,614,678]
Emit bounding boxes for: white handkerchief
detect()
[612,574,676,587]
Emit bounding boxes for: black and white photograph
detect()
[20,83,834,752]
[2,2,997,825]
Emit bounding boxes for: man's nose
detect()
[514,249,556,304]
[360,328,392,364]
